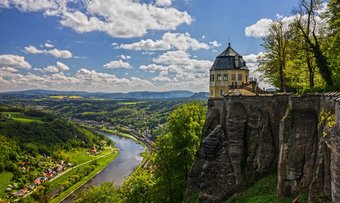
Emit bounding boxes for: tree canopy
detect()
[259,0,340,93]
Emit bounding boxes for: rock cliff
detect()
[185,93,340,203]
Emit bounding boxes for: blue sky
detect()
[0,0,299,92]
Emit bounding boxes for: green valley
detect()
[0,106,117,202]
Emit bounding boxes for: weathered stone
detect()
[199,125,236,203]
[185,93,340,203]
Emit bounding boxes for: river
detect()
[62,132,145,202]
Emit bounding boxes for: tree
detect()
[287,22,320,90]
[326,0,340,87]
[153,101,206,202]
[259,20,291,92]
[294,0,333,87]
[74,183,121,203]
[120,168,155,203]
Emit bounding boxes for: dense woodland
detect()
[258,0,339,93]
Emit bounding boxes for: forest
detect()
[258,0,339,93]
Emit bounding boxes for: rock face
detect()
[185,93,340,203]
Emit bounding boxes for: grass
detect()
[0,172,13,198]
[226,175,308,203]
[49,151,118,203]
[49,95,83,99]
[56,148,108,165]
[50,148,115,189]
[1,112,43,123]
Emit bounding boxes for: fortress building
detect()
[209,43,260,98]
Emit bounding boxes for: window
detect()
[223,74,228,81]
[211,89,213,95]
[217,74,222,81]
[232,74,236,81]
[220,90,223,95]
[246,75,248,83]
[210,74,214,81]
[238,74,242,81]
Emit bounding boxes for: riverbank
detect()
[49,151,118,203]
[60,131,145,202]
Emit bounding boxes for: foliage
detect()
[0,106,114,201]
[259,20,291,92]
[74,182,122,203]
[152,101,206,202]
[120,168,155,203]
[259,0,340,92]
[226,175,308,203]
[74,101,207,203]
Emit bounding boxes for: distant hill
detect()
[188,92,209,100]
[0,89,207,100]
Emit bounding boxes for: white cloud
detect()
[103,59,132,69]
[209,40,221,48]
[120,39,171,51]
[162,32,210,50]
[119,55,131,60]
[44,43,54,48]
[245,7,327,38]
[24,45,72,58]
[43,61,70,73]
[0,67,19,73]
[152,76,171,82]
[0,66,155,92]
[119,32,216,51]
[0,54,31,69]
[245,18,273,38]
[43,65,58,73]
[155,0,172,7]
[139,50,213,91]
[0,0,63,12]
[25,45,43,54]
[1,0,192,38]
[276,13,284,19]
[140,64,168,73]
[243,53,264,64]
[48,48,72,58]
[243,52,269,88]
[61,0,191,38]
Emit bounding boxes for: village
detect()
[2,145,103,201]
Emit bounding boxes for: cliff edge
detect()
[185,93,340,203]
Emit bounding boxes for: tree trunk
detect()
[311,45,333,86]
[279,63,286,92]
[306,54,315,88]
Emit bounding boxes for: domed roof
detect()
[210,43,249,71]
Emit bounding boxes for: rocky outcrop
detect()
[185,93,340,203]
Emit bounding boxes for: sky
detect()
[0,0,299,93]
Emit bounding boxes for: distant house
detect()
[20,188,28,194]
[28,184,35,190]
[54,164,63,172]
[34,179,41,185]
[88,146,97,155]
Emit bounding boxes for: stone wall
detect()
[185,93,340,203]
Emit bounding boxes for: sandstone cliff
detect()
[185,93,340,203]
